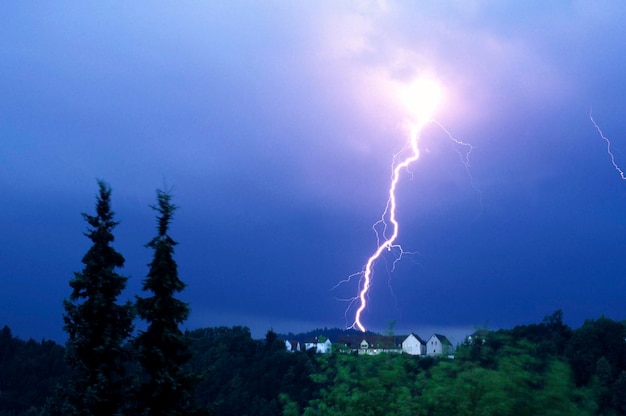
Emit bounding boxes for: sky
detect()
[2,1,626,344]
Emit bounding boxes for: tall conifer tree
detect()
[62,180,134,415]
[135,189,197,415]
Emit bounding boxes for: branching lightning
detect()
[590,110,626,180]
[338,78,475,332]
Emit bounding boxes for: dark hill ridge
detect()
[4,312,626,415]
[276,327,380,343]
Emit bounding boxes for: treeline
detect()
[2,180,626,415]
[0,326,68,415]
[276,328,378,345]
[187,327,319,415]
[50,182,198,415]
[0,181,201,416]
[291,311,626,415]
[2,313,626,415]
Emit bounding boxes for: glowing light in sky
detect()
[342,77,472,332]
[398,78,443,125]
[590,110,626,180]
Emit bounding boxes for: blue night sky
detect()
[2,1,626,344]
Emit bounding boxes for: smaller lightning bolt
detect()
[590,110,626,180]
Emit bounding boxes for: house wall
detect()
[427,335,443,356]
[402,334,425,355]
[317,339,332,353]
[284,340,300,352]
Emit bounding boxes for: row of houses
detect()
[285,333,454,356]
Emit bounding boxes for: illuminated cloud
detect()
[2,1,626,340]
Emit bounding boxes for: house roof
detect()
[337,335,404,349]
[404,333,426,344]
[285,339,300,351]
[304,337,330,344]
[432,334,452,346]
[468,329,490,338]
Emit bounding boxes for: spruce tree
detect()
[135,189,197,415]
[62,180,134,416]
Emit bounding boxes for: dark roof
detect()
[469,329,490,338]
[337,335,404,349]
[432,334,452,346]
[303,336,329,343]
[405,333,426,344]
[285,339,300,351]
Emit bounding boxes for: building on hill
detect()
[337,333,453,356]
[337,335,404,355]
[304,337,332,353]
[427,334,454,356]
[281,331,454,356]
[284,339,301,352]
[466,329,489,345]
[401,333,427,355]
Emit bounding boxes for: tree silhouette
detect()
[135,189,198,415]
[62,180,134,416]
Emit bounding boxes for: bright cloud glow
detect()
[398,77,443,125]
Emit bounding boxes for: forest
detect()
[2,182,626,415]
[2,311,626,415]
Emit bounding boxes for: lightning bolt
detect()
[590,110,626,180]
[341,118,475,333]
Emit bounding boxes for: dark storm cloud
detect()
[2,1,626,340]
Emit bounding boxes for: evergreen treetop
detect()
[135,189,198,416]
[62,180,134,416]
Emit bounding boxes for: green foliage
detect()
[6,311,626,415]
[564,317,626,415]
[417,342,590,416]
[265,329,286,352]
[188,326,318,416]
[506,309,573,359]
[0,326,68,415]
[61,181,134,416]
[134,189,199,416]
[8,183,626,416]
[611,371,626,413]
[566,316,626,387]
[277,328,378,345]
[302,352,421,416]
[298,312,610,416]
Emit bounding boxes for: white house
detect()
[358,338,401,355]
[466,329,489,345]
[401,333,427,355]
[426,334,453,356]
[284,339,301,352]
[290,332,454,356]
[337,334,452,356]
[304,337,332,353]
[337,335,403,355]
